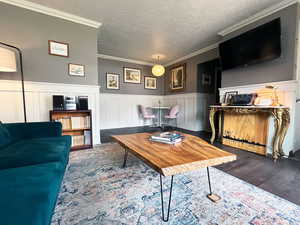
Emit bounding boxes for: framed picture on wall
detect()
[68,63,85,77]
[144,77,157,89]
[223,91,238,105]
[202,73,212,86]
[123,67,141,83]
[48,40,69,57]
[106,73,120,89]
[170,64,185,91]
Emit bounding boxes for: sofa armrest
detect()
[4,122,62,142]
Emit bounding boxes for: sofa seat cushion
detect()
[0,162,65,225]
[0,122,12,149]
[0,136,71,170]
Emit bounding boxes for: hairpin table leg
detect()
[122,148,128,168]
[160,174,174,222]
[206,167,221,202]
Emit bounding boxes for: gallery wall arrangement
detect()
[99,58,164,95]
[48,40,86,78]
[103,63,189,93]
[105,66,159,91]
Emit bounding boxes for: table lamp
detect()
[0,43,27,122]
[265,85,280,106]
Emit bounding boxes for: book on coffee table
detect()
[150,132,184,144]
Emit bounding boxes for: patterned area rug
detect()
[52,143,300,225]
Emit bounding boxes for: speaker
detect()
[53,95,64,110]
[77,96,88,110]
[65,96,77,110]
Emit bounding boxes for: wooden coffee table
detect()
[112,133,236,222]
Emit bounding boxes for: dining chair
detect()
[138,105,156,127]
[164,105,179,128]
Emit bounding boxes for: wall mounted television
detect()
[219,18,281,71]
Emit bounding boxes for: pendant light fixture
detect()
[152,55,165,77]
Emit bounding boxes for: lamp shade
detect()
[0,47,17,72]
[152,64,165,77]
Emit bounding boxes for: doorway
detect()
[197,59,222,131]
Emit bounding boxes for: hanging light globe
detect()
[152,64,165,77]
[152,55,165,77]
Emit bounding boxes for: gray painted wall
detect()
[221,4,298,87]
[98,58,164,95]
[164,4,298,91]
[0,3,98,85]
[164,48,219,95]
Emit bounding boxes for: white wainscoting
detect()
[99,92,213,131]
[0,80,101,145]
[99,93,164,129]
[163,93,214,131]
[219,80,300,155]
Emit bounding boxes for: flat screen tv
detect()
[219,18,281,71]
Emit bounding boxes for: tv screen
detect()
[219,18,281,71]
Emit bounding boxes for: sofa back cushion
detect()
[0,122,12,149]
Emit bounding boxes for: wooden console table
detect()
[209,105,290,160]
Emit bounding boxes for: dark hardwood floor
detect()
[293,150,300,161]
[100,126,300,206]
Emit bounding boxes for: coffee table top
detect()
[112,133,236,176]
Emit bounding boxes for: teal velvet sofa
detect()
[0,122,71,225]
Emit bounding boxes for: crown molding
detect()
[98,54,155,66]
[0,0,102,28]
[164,43,219,67]
[218,0,299,37]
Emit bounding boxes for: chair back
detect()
[139,105,150,118]
[169,105,179,117]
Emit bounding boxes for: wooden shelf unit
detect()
[50,110,93,151]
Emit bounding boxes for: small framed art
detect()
[106,73,120,89]
[68,63,85,77]
[48,40,69,57]
[223,91,238,105]
[145,77,157,89]
[123,67,141,83]
[170,64,186,91]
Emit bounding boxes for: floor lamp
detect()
[0,42,27,122]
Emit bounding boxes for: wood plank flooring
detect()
[100,126,300,206]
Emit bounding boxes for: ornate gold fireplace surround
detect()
[209,105,290,160]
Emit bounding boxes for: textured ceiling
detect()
[27,0,285,64]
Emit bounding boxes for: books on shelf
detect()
[150,132,184,144]
[71,117,81,129]
[55,116,90,130]
[55,117,72,130]
[71,135,85,147]
[51,110,92,150]
[84,130,91,145]
[69,116,91,130]
[70,131,91,147]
